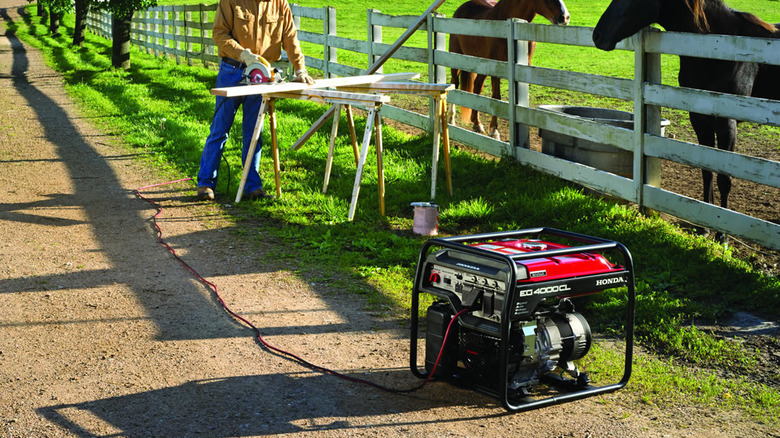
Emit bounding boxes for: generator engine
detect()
[425,300,592,395]
[410,228,636,412]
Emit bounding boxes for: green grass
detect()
[6,0,779,424]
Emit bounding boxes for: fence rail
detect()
[85,4,780,250]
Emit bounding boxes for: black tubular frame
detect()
[409,227,636,412]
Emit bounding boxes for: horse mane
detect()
[685,0,777,34]
[738,12,779,35]
[685,0,710,32]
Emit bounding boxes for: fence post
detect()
[146,9,153,55]
[430,12,446,84]
[174,7,180,64]
[507,18,531,157]
[186,9,194,66]
[367,9,382,74]
[200,3,208,67]
[427,12,446,133]
[324,6,336,77]
[163,6,169,59]
[508,19,529,155]
[631,29,662,210]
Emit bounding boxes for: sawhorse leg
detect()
[348,106,380,221]
[323,103,342,193]
[269,99,282,198]
[375,112,384,216]
[236,99,268,203]
[440,95,452,196]
[429,94,452,199]
[345,105,359,165]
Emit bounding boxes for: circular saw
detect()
[241,56,284,85]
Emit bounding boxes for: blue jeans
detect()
[197,60,265,193]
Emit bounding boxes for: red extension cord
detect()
[135,178,463,393]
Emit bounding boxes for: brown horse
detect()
[449,0,570,140]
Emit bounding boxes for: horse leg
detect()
[472,73,488,135]
[488,76,501,140]
[690,113,717,205]
[715,117,737,209]
[528,41,536,65]
[449,36,462,126]
[691,113,732,243]
[449,66,459,125]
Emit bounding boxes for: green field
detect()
[8,0,780,424]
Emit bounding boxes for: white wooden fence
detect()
[85,5,780,250]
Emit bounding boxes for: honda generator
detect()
[409,228,635,412]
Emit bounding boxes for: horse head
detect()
[537,0,570,25]
[592,0,661,50]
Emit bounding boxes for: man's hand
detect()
[239,48,260,66]
[291,69,315,85]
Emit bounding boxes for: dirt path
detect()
[0,4,775,437]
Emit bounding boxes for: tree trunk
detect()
[73,0,90,47]
[37,0,45,17]
[40,2,48,24]
[111,11,133,70]
[49,10,62,37]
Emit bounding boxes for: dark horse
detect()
[593,0,779,226]
[450,0,570,140]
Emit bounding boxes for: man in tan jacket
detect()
[197,0,314,201]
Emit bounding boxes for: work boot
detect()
[197,186,215,201]
[246,187,275,201]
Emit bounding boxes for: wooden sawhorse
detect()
[236,87,390,221]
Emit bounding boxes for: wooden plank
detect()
[370,43,429,64]
[336,82,453,96]
[269,88,391,105]
[433,17,511,39]
[328,35,368,52]
[643,186,780,250]
[515,66,633,101]
[645,135,780,188]
[369,12,423,29]
[645,84,780,127]
[211,72,420,97]
[290,4,326,20]
[647,31,780,65]
[523,105,635,152]
[433,50,507,78]
[516,147,638,202]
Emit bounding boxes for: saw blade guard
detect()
[242,56,284,85]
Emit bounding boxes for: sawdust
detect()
[0,3,777,437]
